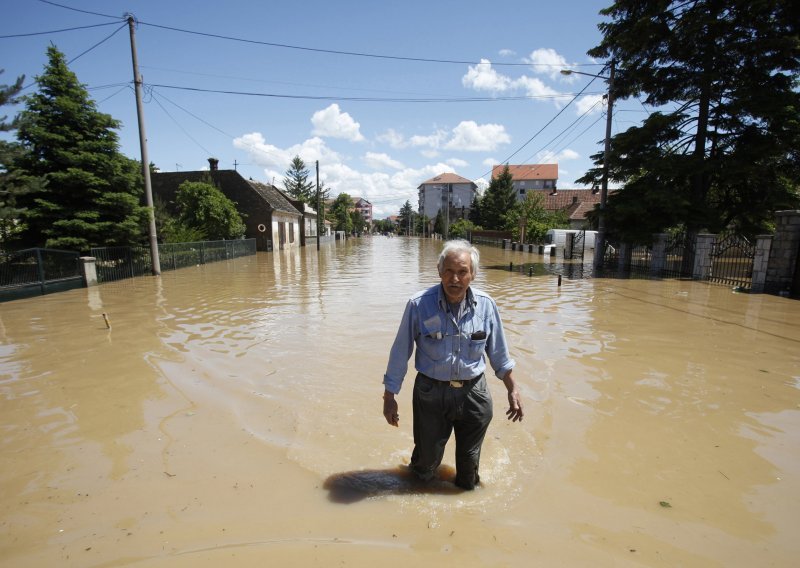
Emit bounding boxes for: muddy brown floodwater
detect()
[1,237,798,567]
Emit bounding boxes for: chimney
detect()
[208,157,219,171]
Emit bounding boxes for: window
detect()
[289,222,295,243]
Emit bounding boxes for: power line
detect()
[36,0,121,20]
[0,21,121,39]
[145,83,599,103]
[478,76,602,180]
[137,20,603,69]
[67,22,128,65]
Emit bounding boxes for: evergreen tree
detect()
[468,194,484,228]
[0,71,44,245]
[581,0,800,242]
[482,165,517,230]
[282,155,315,203]
[174,179,246,240]
[433,210,445,235]
[13,46,148,251]
[398,200,413,235]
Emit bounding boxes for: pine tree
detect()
[0,70,43,245]
[482,165,517,230]
[14,46,148,251]
[581,0,800,241]
[282,155,315,203]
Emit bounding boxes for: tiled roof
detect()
[419,173,476,187]
[492,164,558,180]
[248,181,303,214]
[529,188,604,220]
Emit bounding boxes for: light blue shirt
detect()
[383,284,515,394]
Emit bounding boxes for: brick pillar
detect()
[650,233,667,276]
[764,210,800,296]
[751,235,773,293]
[693,234,717,280]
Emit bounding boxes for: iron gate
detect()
[709,234,755,288]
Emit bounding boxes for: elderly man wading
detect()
[382,239,523,490]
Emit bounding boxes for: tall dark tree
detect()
[13,46,147,251]
[482,165,517,230]
[282,155,315,203]
[580,0,800,242]
[398,200,413,235]
[468,194,484,228]
[0,71,43,245]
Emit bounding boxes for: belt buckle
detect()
[449,380,464,388]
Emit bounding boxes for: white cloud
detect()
[444,121,510,152]
[311,104,365,141]
[575,94,604,115]
[482,157,497,167]
[447,158,468,167]
[514,75,562,99]
[409,129,448,148]
[524,48,571,80]
[233,132,340,183]
[498,48,516,57]
[364,151,404,170]
[376,128,406,148]
[537,148,580,163]
[462,59,512,93]
[420,149,440,159]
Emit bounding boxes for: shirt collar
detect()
[437,284,476,310]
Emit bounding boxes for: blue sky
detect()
[2,0,644,218]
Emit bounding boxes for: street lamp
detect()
[561,61,615,272]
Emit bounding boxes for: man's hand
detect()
[506,389,524,422]
[502,371,524,422]
[383,391,399,426]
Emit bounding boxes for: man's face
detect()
[439,251,473,304]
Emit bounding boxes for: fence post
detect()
[35,248,45,295]
[617,242,632,272]
[751,235,773,293]
[650,234,667,276]
[80,257,98,287]
[693,234,716,280]
[764,210,800,296]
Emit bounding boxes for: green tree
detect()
[351,210,366,234]
[13,46,148,251]
[482,165,517,230]
[581,0,800,242]
[283,155,315,203]
[1,71,44,245]
[433,210,445,236]
[448,218,476,240]
[330,192,353,233]
[468,194,484,227]
[505,192,569,243]
[174,179,246,240]
[397,200,413,235]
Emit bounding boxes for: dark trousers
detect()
[410,372,493,490]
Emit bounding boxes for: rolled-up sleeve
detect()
[485,299,515,379]
[383,300,417,394]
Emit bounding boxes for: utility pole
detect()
[316,160,320,251]
[127,14,160,276]
[595,60,615,272]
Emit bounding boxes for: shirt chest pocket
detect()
[418,315,447,361]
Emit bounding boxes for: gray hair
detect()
[438,239,480,278]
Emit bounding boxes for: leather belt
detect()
[418,372,482,388]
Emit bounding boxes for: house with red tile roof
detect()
[491,164,558,202]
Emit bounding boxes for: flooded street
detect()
[1,236,798,567]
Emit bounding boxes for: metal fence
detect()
[0,248,84,301]
[91,239,257,283]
